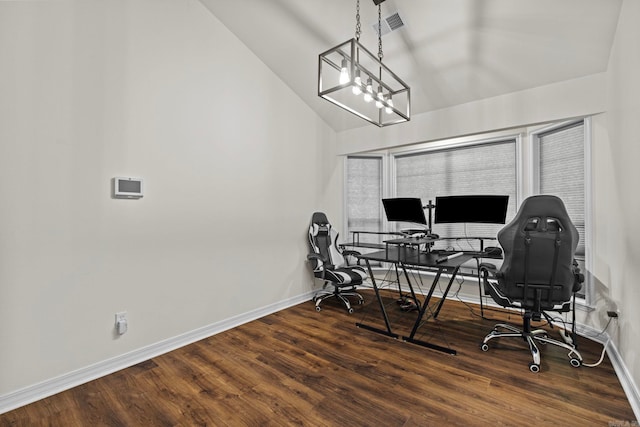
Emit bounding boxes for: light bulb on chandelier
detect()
[352,69,362,95]
[339,58,350,85]
[385,94,394,114]
[364,78,373,102]
[375,86,384,109]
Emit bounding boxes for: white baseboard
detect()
[0,291,315,415]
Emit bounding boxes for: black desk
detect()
[356,247,474,355]
[339,230,406,252]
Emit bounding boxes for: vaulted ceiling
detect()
[200,0,622,132]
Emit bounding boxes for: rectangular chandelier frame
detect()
[318,38,410,127]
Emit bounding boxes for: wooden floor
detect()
[1,289,636,426]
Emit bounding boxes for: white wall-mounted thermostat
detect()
[113,177,143,199]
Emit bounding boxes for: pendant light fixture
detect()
[318,0,410,127]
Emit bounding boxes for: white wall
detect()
[593,0,640,403]
[336,73,606,155]
[0,0,338,397]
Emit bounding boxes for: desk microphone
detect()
[436,251,464,263]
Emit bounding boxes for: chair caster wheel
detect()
[529,363,540,373]
[570,358,582,368]
[347,308,354,314]
[480,343,489,352]
[315,306,322,312]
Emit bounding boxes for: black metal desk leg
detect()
[408,269,443,339]
[433,266,461,319]
[476,258,485,318]
[355,259,398,338]
[394,264,403,300]
[403,267,457,355]
[400,263,421,306]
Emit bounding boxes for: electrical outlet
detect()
[115,312,128,335]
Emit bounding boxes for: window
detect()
[394,139,518,251]
[533,120,589,300]
[345,156,383,246]
[344,120,591,303]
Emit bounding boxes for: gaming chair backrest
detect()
[497,195,579,309]
[308,212,345,271]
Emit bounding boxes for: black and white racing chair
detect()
[480,195,584,372]
[307,212,366,313]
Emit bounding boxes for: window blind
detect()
[538,122,585,256]
[346,156,383,245]
[395,140,518,251]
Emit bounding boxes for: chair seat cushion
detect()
[322,266,368,285]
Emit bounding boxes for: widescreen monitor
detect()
[382,198,427,224]
[434,195,509,224]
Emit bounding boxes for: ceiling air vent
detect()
[372,10,406,36]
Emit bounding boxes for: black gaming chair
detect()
[307,212,366,313]
[479,195,584,372]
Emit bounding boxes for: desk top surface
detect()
[357,247,474,268]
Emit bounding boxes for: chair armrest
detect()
[479,263,499,296]
[342,249,362,266]
[342,249,361,258]
[307,253,327,263]
[307,253,327,280]
[479,263,498,277]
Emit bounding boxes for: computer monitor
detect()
[382,198,427,225]
[434,195,509,224]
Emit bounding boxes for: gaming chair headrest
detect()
[511,195,573,223]
[499,195,578,241]
[311,212,330,226]
[498,194,579,275]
